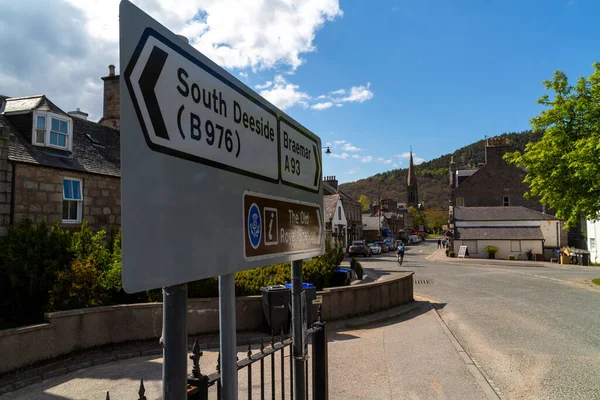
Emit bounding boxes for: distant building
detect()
[323,176,362,243]
[586,219,600,264]
[453,206,566,260]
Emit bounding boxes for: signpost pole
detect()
[219,274,238,399]
[291,259,305,400]
[162,283,188,400]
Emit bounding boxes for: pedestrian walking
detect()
[437,238,442,249]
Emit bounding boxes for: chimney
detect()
[99,64,120,129]
[68,108,89,120]
[485,136,511,165]
[324,175,338,190]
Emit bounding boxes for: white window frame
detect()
[590,238,596,251]
[503,196,510,207]
[32,111,73,151]
[62,177,83,224]
[456,197,465,207]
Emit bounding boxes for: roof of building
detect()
[456,169,478,177]
[324,194,339,221]
[2,95,121,177]
[457,226,544,240]
[454,206,558,221]
[407,151,416,187]
[322,181,337,196]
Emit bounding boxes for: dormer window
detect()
[32,111,72,150]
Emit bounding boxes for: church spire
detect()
[406,148,419,208]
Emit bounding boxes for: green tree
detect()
[358,195,370,212]
[505,63,600,228]
[408,206,426,228]
[424,208,448,232]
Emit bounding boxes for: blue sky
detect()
[238,0,600,183]
[2,0,599,184]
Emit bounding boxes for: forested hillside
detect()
[339,131,543,209]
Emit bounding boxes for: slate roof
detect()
[3,95,120,177]
[454,206,558,221]
[324,194,339,221]
[458,227,544,240]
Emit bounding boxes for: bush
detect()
[234,263,290,296]
[350,257,363,279]
[485,246,499,254]
[48,257,104,311]
[0,219,73,327]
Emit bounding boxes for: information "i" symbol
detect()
[264,207,278,246]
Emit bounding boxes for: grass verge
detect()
[592,278,600,287]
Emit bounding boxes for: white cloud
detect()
[361,156,373,163]
[316,94,327,100]
[259,75,309,109]
[351,154,360,159]
[333,140,346,146]
[377,157,384,162]
[396,152,425,164]
[239,71,248,78]
[331,152,349,159]
[384,159,392,164]
[255,81,273,90]
[311,102,334,110]
[341,142,361,152]
[1,0,342,120]
[347,168,359,175]
[392,163,400,168]
[335,103,343,107]
[340,82,373,103]
[330,88,346,96]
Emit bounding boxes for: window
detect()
[511,240,521,252]
[456,198,464,207]
[63,178,83,223]
[503,196,510,207]
[591,238,596,250]
[32,112,72,150]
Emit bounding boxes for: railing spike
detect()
[106,391,110,400]
[271,330,275,347]
[318,304,323,323]
[280,326,284,344]
[190,338,203,378]
[216,351,221,372]
[138,378,147,400]
[247,339,252,359]
[260,336,265,354]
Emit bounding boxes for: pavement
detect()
[0,243,500,400]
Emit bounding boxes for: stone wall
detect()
[0,273,414,374]
[0,123,11,235]
[13,163,121,232]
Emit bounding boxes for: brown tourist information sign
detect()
[244,191,323,261]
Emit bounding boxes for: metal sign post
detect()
[219,274,237,399]
[291,260,305,400]
[161,284,188,399]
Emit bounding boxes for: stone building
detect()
[0,66,121,234]
[449,137,543,211]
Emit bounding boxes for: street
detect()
[359,239,600,399]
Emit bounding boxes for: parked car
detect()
[349,240,371,257]
[368,242,382,255]
[376,241,389,252]
[395,240,404,248]
[384,238,397,250]
[408,235,422,244]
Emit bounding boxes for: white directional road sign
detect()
[120,1,323,293]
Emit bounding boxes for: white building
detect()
[453,206,567,260]
[586,219,600,264]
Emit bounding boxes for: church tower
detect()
[406,150,419,208]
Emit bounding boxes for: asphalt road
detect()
[360,240,600,399]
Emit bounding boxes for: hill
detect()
[338,130,543,209]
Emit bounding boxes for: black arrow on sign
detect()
[139,46,170,140]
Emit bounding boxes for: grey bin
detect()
[260,285,291,335]
[283,283,317,328]
[574,251,590,266]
